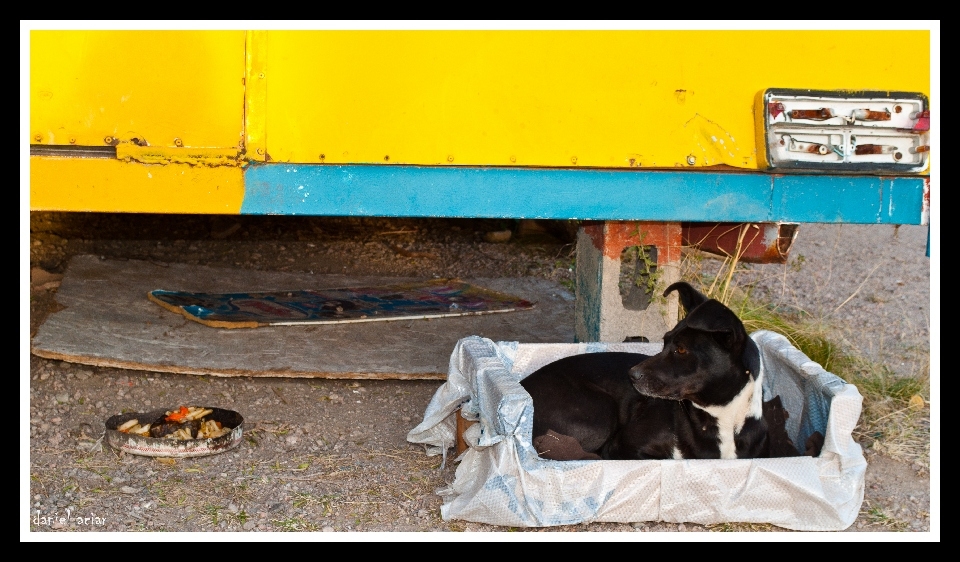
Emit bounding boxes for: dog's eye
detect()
[675,344,687,354]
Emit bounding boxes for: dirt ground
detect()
[25,212,935,538]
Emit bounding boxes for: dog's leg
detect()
[521,352,648,457]
[533,430,602,461]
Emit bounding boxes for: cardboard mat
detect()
[30,255,575,380]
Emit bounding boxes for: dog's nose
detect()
[628,366,643,381]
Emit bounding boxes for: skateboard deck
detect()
[148,278,536,328]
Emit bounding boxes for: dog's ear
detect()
[663,282,709,314]
[682,299,747,355]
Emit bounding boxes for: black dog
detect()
[520,281,773,460]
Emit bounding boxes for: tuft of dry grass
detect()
[860,502,911,531]
[271,517,321,532]
[706,522,780,532]
[844,357,930,467]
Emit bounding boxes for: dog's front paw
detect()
[533,430,602,461]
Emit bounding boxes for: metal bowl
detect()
[104,407,243,458]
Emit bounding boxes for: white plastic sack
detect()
[407,330,866,531]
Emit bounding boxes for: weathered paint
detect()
[854,144,898,156]
[773,175,925,225]
[244,30,268,163]
[853,109,892,122]
[582,221,683,264]
[116,145,243,167]
[789,108,835,121]
[682,222,799,264]
[30,157,244,214]
[241,164,928,225]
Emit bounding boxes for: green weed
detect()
[863,505,910,531]
[271,517,319,532]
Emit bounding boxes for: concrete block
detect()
[575,221,681,343]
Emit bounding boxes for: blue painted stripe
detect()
[774,175,924,225]
[242,164,927,224]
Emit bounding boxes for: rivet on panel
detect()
[258,72,265,79]
[509,155,516,163]
[104,136,114,145]
[34,134,42,142]
[571,156,578,165]
[256,148,265,155]
[69,137,77,144]
[447,155,454,162]
[174,138,184,147]
[686,155,697,165]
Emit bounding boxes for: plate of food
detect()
[105,406,244,457]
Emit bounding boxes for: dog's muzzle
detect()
[629,364,680,400]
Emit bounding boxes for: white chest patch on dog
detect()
[692,362,765,459]
[672,446,683,460]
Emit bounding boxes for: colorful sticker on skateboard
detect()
[148,279,535,328]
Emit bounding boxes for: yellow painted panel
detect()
[263,30,930,169]
[30,30,245,149]
[30,157,244,213]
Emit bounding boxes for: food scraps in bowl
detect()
[116,406,230,440]
[104,406,244,458]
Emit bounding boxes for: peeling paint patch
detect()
[674,113,748,167]
[117,145,242,167]
[887,180,895,219]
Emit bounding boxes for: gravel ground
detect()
[737,223,932,381]
[25,213,935,537]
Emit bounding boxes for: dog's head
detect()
[629,282,759,407]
